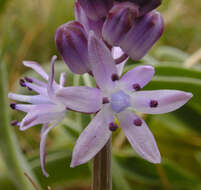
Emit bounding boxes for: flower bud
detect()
[55,21,90,74]
[119,11,164,60]
[75,0,104,38]
[115,0,162,16]
[102,2,139,46]
[78,0,114,21]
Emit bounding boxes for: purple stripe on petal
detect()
[56,86,102,113]
[88,31,117,91]
[131,90,193,114]
[120,65,154,91]
[118,110,161,163]
[23,61,49,80]
[119,11,164,61]
[70,106,113,167]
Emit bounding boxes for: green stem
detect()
[92,137,112,190]
[0,60,40,190]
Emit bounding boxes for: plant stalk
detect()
[92,137,112,190]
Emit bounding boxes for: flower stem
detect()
[92,137,112,190]
[0,59,40,190]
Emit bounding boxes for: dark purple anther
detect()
[112,73,120,81]
[11,120,18,126]
[55,21,90,74]
[24,77,33,83]
[109,122,118,131]
[102,2,139,46]
[102,97,110,104]
[78,0,114,21]
[133,118,142,126]
[150,100,158,108]
[133,83,141,91]
[19,79,26,87]
[10,103,16,110]
[27,87,33,91]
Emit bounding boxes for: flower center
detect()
[110,90,131,113]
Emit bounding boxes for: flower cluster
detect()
[9,0,193,177]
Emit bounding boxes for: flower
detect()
[102,3,164,60]
[8,56,101,177]
[70,32,193,167]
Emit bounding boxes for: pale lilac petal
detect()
[120,65,154,91]
[131,90,193,114]
[24,82,47,95]
[8,93,51,104]
[88,31,117,90]
[56,86,102,113]
[24,77,47,87]
[70,106,113,167]
[20,104,66,130]
[14,104,35,112]
[118,110,161,163]
[23,61,49,80]
[112,47,128,76]
[48,56,57,96]
[40,123,49,177]
[40,119,63,177]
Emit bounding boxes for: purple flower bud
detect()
[78,0,114,21]
[115,0,162,16]
[75,0,104,39]
[102,2,139,46]
[55,21,90,74]
[119,11,164,60]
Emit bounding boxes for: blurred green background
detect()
[1,0,201,189]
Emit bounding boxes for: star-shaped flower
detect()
[8,56,101,176]
[70,32,193,167]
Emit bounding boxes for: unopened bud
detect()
[102,2,139,46]
[119,11,164,60]
[78,0,114,21]
[75,1,104,38]
[55,21,90,74]
[115,0,162,16]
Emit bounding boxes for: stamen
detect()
[27,87,33,91]
[133,118,142,126]
[24,77,33,83]
[102,97,110,104]
[109,122,118,132]
[11,120,19,126]
[133,83,141,91]
[19,79,26,87]
[10,103,16,110]
[150,100,158,108]
[111,74,119,81]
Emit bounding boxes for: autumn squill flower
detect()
[70,32,193,167]
[8,56,101,177]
